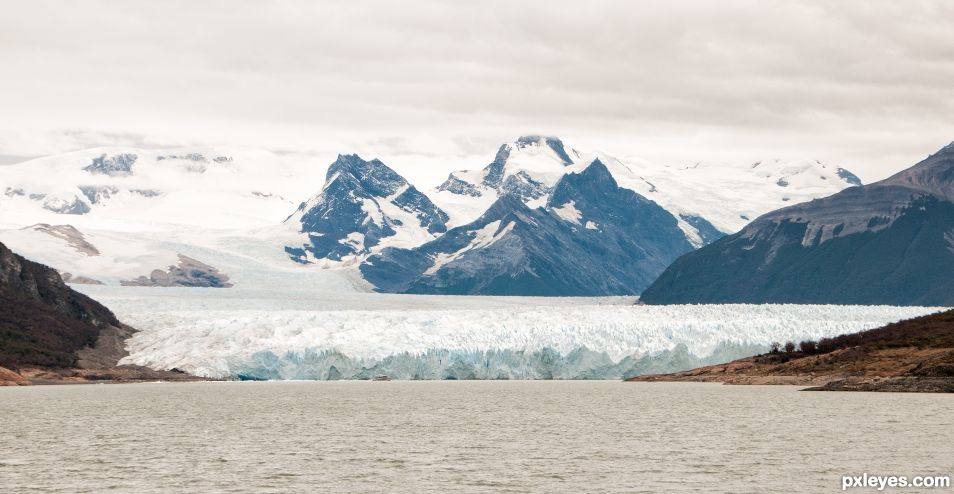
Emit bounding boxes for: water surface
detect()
[1,382,952,493]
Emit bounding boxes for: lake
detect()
[1,381,952,493]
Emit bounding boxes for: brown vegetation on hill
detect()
[627,310,954,392]
[0,241,118,369]
[0,241,206,385]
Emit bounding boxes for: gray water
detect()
[1,382,952,493]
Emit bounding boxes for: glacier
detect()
[111,301,944,380]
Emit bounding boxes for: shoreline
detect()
[0,365,210,386]
[626,351,954,393]
[6,372,952,392]
[628,310,954,393]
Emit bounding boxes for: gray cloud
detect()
[1,0,952,181]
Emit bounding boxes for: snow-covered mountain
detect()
[363,160,698,295]
[607,157,862,237]
[0,147,320,231]
[432,135,862,244]
[284,154,448,265]
[0,137,863,295]
[0,148,330,285]
[435,135,576,218]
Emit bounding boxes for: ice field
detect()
[78,283,944,380]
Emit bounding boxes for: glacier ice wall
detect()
[116,304,944,380]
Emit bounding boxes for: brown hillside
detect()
[628,310,954,392]
[0,241,118,369]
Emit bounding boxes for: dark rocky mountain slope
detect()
[0,241,205,384]
[0,240,119,368]
[641,141,954,305]
[362,160,697,295]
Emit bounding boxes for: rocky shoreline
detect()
[805,376,954,393]
[0,364,209,386]
[627,358,954,393]
[0,324,209,386]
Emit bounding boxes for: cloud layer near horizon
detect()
[1,0,953,180]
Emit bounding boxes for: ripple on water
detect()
[0,381,952,493]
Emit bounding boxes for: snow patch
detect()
[424,220,515,274]
[343,232,364,246]
[552,201,583,225]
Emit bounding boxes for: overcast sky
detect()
[1,0,952,182]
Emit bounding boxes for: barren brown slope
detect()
[627,310,954,392]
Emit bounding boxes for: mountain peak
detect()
[286,153,448,263]
[515,135,555,145]
[880,139,954,200]
[328,153,379,176]
[514,135,572,165]
[325,153,407,197]
[482,192,533,220]
[335,152,362,161]
[579,158,613,181]
[326,153,362,177]
[549,159,617,200]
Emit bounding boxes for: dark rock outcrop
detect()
[122,255,233,288]
[83,153,138,176]
[42,195,91,215]
[60,273,105,285]
[28,224,100,256]
[78,185,119,205]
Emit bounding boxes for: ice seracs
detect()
[121,254,233,288]
[111,299,942,380]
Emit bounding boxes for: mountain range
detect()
[642,141,954,306]
[0,136,862,296]
[362,160,697,295]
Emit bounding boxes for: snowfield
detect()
[75,285,944,380]
[0,138,861,285]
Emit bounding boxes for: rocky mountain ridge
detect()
[642,141,954,305]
